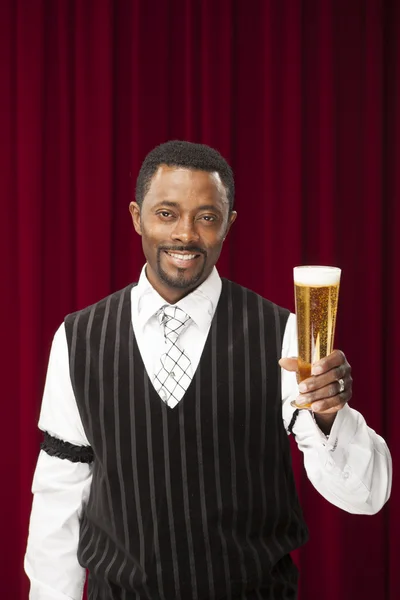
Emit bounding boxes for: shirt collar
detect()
[136,265,222,333]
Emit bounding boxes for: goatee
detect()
[156,249,207,290]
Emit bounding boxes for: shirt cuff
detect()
[324,403,358,451]
[284,398,329,444]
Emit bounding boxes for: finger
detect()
[298,363,352,394]
[295,377,352,407]
[311,349,347,375]
[310,388,351,414]
[278,357,298,372]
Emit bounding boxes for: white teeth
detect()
[168,253,197,261]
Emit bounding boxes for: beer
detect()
[293,266,341,408]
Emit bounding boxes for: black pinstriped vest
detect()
[65,279,308,600]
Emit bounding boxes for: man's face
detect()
[129,165,237,303]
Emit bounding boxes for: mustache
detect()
[159,245,206,256]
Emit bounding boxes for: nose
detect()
[171,216,200,245]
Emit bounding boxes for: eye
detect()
[156,210,174,219]
[200,215,217,222]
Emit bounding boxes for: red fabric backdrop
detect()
[1,1,398,598]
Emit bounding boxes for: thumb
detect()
[279,357,298,372]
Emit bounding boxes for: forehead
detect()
[145,165,228,205]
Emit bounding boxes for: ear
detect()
[129,202,142,236]
[223,210,237,239]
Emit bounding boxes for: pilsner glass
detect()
[291,266,341,409]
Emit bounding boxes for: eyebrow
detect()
[153,201,222,213]
[153,201,180,209]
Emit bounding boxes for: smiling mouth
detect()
[163,250,203,267]
[166,251,200,261]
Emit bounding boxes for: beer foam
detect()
[294,266,341,286]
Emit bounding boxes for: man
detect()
[25,141,392,600]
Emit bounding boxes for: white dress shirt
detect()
[25,266,392,600]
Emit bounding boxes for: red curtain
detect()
[1,1,398,598]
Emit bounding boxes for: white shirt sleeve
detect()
[281,313,392,514]
[25,323,92,600]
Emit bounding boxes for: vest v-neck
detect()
[129,280,228,411]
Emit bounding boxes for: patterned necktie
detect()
[153,305,193,407]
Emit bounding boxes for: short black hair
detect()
[135,140,235,211]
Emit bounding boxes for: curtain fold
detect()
[1,1,398,598]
